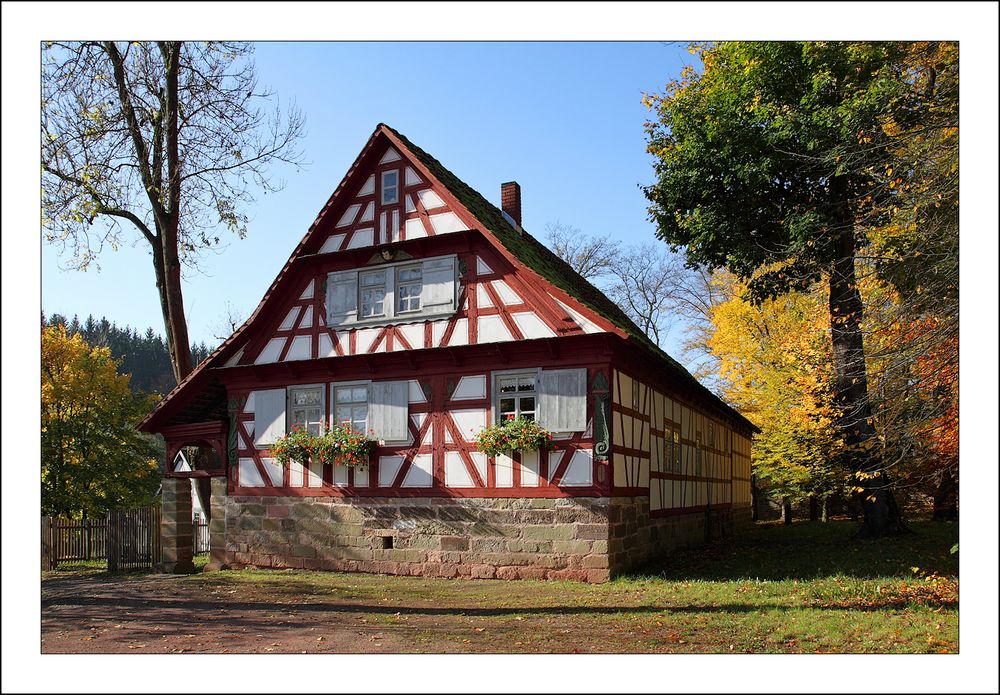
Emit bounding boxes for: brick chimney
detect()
[501,181,521,229]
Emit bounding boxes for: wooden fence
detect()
[43,506,162,572]
[49,517,109,562]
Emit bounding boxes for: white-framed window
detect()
[334,383,369,434]
[496,373,537,423]
[326,254,457,328]
[396,264,422,314]
[330,379,409,443]
[491,368,587,432]
[359,269,387,318]
[381,170,399,205]
[288,385,325,435]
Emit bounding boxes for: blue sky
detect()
[41,42,694,353]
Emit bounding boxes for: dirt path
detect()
[42,572,449,654]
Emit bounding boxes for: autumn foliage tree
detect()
[41,325,161,518]
[643,41,957,537]
[706,273,846,517]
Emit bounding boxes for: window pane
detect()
[361,288,385,317]
[517,376,535,391]
[398,266,421,282]
[352,386,368,402]
[519,396,535,412]
[292,388,322,406]
[361,271,385,287]
[381,172,399,204]
[498,377,518,393]
[397,281,421,313]
[521,412,535,422]
[335,388,352,403]
[499,397,516,413]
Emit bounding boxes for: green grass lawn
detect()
[165,518,957,653]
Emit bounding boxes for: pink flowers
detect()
[474,417,553,457]
[270,422,375,469]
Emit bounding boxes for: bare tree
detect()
[42,41,305,381]
[209,301,248,343]
[605,243,686,348]
[545,222,620,280]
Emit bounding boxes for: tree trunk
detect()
[159,41,193,383]
[828,186,906,538]
[821,495,829,523]
[781,497,792,525]
[932,468,958,521]
[750,474,760,522]
[809,494,819,522]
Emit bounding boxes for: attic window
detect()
[381,170,399,205]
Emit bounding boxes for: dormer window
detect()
[381,170,399,205]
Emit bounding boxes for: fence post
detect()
[107,510,118,572]
[41,517,53,571]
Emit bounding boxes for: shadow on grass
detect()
[630,519,959,582]
[42,592,949,624]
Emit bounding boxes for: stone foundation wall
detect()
[223,495,613,583]
[608,498,752,575]
[217,494,755,582]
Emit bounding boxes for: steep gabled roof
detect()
[382,126,754,431]
[141,123,756,433]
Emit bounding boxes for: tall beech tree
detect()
[42,42,304,381]
[643,41,955,537]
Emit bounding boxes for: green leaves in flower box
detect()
[270,423,375,468]
[474,417,554,457]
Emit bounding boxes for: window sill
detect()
[335,311,456,330]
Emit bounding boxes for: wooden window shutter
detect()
[326,269,359,326]
[368,380,408,442]
[253,388,287,447]
[538,368,587,432]
[420,255,457,316]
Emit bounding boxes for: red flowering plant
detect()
[271,423,375,469]
[475,417,554,457]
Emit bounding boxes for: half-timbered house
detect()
[141,124,756,581]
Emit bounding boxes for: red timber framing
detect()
[235,230,587,369]
[161,421,228,478]
[222,332,614,499]
[139,123,755,516]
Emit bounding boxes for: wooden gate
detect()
[106,507,161,572]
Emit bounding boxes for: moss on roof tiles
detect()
[386,125,753,429]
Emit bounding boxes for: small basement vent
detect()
[380,535,393,549]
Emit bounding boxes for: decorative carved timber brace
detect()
[226,394,246,475]
[591,371,611,461]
